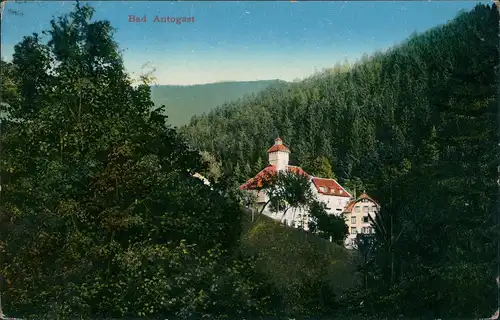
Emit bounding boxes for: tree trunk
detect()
[279,207,290,225]
[256,199,271,220]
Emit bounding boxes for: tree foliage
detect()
[263,171,314,217]
[308,200,348,245]
[304,156,335,179]
[0,3,267,318]
[182,4,500,318]
[1,2,499,319]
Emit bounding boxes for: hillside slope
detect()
[240,212,358,316]
[182,4,499,317]
[150,80,289,126]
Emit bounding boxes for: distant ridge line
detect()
[150,79,289,126]
[152,79,289,87]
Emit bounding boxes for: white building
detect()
[240,137,381,248]
[240,137,352,231]
[342,192,381,248]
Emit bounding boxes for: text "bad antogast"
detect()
[128,15,195,24]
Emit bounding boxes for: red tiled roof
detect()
[267,137,290,154]
[239,165,277,190]
[343,192,380,213]
[267,144,290,153]
[343,200,357,213]
[239,165,309,190]
[287,165,309,176]
[311,177,352,198]
[359,192,380,206]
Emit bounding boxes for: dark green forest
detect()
[0,2,499,319]
[182,3,500,318]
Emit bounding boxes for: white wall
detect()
[268,151,289,171]
[317,194,350,216]
[254,180,349,232]
[344,200,379,247]
[251,179,385,249]
[257,193,311,230]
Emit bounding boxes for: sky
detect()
[1,0,490,85]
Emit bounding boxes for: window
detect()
[351,227,357,235]
[363,216,369,223]
[362,227,368,234]
[363,206,369,213]
[351,216,356,224]
[355,207,361,213]
[368,227,373,234]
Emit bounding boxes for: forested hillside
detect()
[1,2,499,319]
[0,4,358,319]
[182,4,500,317]
[150,80,288,126]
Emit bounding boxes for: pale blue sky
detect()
[1,1,489,85]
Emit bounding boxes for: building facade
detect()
[342,192,381,248]
[240,137,381,248]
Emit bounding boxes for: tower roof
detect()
[267,137,290,153]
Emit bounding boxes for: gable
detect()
[311,177,351,198]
